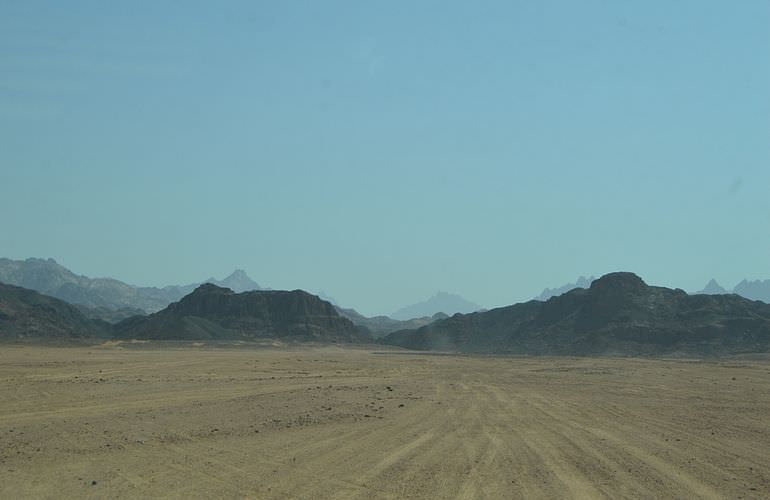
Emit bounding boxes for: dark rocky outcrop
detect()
[0,282,110,338]
[383,272,770,356]
[116,284,370,342]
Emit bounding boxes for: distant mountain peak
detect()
[391,291,481,321]
[733,279,770,303]
[0,257,267,313]
[535,275,596,301]
[697,279,728,295]
[206,269,261,293]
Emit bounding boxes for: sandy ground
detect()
[0,343,768,499]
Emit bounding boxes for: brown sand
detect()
[0,343,768,499]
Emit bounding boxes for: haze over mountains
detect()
[0,258,467,334]
[391,292,482,320]
[384,273,770,356]
[697,278,770,303]
[335,308,448,339]
[0,258,262,316]
[698,279,729,295]
[317,292,456,338]
[0,258,460,337]
[3,255,770,356]
[535,276,597,301]
[4,265,770,356]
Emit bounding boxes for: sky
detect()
[1,1,769,316]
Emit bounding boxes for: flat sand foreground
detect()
[0,343,768,499]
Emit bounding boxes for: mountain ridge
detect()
[695,278,770,303]
[336,307,447,338]
[115,284,370,343]
[0,282,110,338]
[391,291,481,320]
[534,276,596,301]
[383,272,770,356]
[0,258,262,314]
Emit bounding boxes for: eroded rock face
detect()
[116,284,370,342]
[383,272,770,356]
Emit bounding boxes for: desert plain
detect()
[0,342,768,499]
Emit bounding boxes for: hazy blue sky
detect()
[2,1,769,316]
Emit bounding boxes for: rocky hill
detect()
[115,284,370,342]
[383,272,770,356]
[0,282,109,338]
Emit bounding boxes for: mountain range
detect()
[315,291,453,337]
[390,291,481,320]
[335,307,448,338]
[696,278,770,303]
[4,256,770,355]
[1,281,366,343]
[0,258,450,335]
[539,275,770,305]
[383,272,770,356]
[0,258,262,317]
[534,276,596,301]
[5,270,770,356]
[114,284,368,342]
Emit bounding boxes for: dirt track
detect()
[0,343,768,499]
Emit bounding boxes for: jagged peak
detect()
[698,278,728,295]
